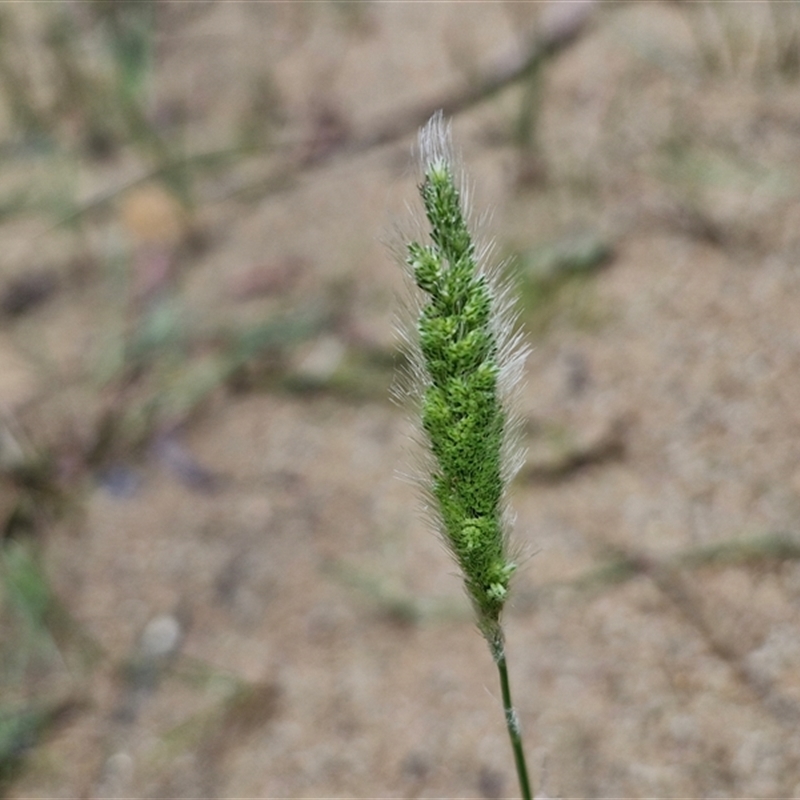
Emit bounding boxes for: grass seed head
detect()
[399,112,528,653]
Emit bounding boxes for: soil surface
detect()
[4,2,800,797]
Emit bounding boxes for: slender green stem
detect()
[497,650,533,800]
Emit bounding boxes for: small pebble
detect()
[139,614,182,659]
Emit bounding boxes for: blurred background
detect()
[4,1,800,796]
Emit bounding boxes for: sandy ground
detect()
[4,1,800,797]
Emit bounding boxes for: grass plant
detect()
[396,112,532,799]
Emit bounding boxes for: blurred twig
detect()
[648,561,800,725]
[45,145,249,234]
[526,532,800,598]
[326,560,469,626]
[521,531,800,725]
[50,1,599,230]
[344,1,598,154]
[227,0,599,202]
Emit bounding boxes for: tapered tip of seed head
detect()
[418,110,453,175]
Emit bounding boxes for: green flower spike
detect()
[397,112,533,799]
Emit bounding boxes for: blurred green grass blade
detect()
[230,312,327,360]
[0,700,82,789]
[1,541,50,629]
[0,706,49,777]
[98,1,155,103]
[516,233,612,282]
